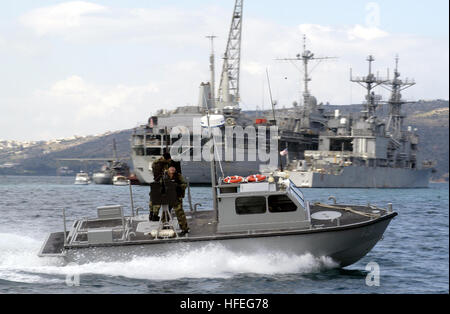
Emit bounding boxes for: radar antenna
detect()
[276,35,336,129]
[350,55,389,118]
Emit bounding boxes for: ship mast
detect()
[350,55,388,119]
[382,55,416,139]
[206,35,217,109]
[301,35,314,109]
[112,138,118,162]
[217,0,243,108]
[276,35,335,129]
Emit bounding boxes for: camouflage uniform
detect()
[162,173,188,232]
[149,157,170,219]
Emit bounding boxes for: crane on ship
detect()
[216,0,244,109]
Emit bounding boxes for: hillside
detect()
[0,130,133,176]
[0,100,448,181]
[405,102,449,182]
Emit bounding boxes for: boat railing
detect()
[132,137,144,146]
[145,139,161,146]
[63,206,136,245]
[135,207,146,216]
[290,182,305,203]
[305,201,311,222]
[62,208,68,245]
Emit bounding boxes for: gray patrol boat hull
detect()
[63,215,394,267]
[290,166,431,188]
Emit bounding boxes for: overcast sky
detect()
[0,0,448,141]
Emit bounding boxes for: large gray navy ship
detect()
[131,0,328,185]
[287,56,433,188]
[130,0,432,188]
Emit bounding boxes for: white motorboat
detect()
[74,171,90,185]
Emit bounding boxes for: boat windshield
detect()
[289,181,306,208]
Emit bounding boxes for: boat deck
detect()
[128,210,217,241]
[309,203,386,229]
[39,203,391,256]
[39,232,68,256]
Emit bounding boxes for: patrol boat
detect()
[39,113,397,268]
[38,174,397,267]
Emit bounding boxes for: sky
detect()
[0,0,448,141]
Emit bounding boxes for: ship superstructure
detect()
[131,1,329,184]
[288,56,432,188]
[131,2,431,188]
[276,35,334,133]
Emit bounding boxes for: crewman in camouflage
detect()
[164,166,189,235]
[149,152,172,221]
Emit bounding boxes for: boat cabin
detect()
[216,180,311,233]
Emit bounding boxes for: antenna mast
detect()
[276,35,336,129]
[301,35,312,105]
[206,35,217,108]
[112,138,118,162]
[218,0,243,108]
[382,55,416,138]
[350,55,389,118]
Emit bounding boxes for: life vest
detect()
[223,176,245,184]
[246,174,267,182]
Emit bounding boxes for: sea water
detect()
[0,176,448,294]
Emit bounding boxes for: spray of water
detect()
[0,233,338,284]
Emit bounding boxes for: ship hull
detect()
[134,154,431,188]
[74,181,89,185]
[132,155,266,185]
[290,166,431,188]
[63,215,394,268]
[93,173,113,185]
[181,160,264,184]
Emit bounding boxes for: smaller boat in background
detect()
[93,139,130,185]
[93,164,113,185]
[74,171,90,185]
[113,175,129,186]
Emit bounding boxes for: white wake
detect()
[0,233,338,283]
